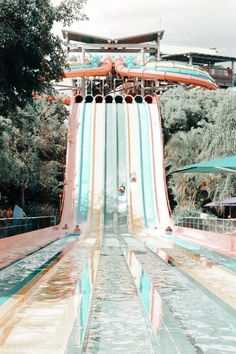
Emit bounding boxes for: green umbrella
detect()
[172,155,236,174]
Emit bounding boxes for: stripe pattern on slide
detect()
[77,103,93,223]
[137,103,157,228]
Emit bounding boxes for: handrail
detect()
[175,216,236,234]
[0,216,56,238]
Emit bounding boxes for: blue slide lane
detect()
[77,102,93,223]
[117,104,127,187]
[105,103,117,222]
[137,103,157,228]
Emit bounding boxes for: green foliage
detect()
[0,97,67,211]
[24,202,58,218]
[162,88,236,217]
[172,204,202,218]
[0,0,87,113]
[160,87,227,142]
[55,0,88,26]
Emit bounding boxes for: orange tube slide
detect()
[64,56,113,78]
[114,56,217,90]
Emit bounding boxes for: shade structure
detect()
[204,197,236,207]
[172,155,236,174]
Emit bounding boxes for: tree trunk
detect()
[21,185,25,208]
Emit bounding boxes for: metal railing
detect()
[0,216,56,239]
[175,217,236,234]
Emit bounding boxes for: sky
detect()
[53,0,236,56]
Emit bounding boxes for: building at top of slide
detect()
[58,29,236,97]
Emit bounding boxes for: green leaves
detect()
[0,97,67,210]
[55,0,88,26]
[162,88,236,216]
[0,0,87,114]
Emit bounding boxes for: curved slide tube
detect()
[115,56,218,90]
[64,56,113,78]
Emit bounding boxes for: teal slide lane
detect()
[76,102,93,224]
[117,104,127,189]
[137,103,157,228]
[104,103,117,224]
[117,103,128,231]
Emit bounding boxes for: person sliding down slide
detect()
[130,172,137,182]
[118,184,126,193]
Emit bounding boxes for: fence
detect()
[175,217,236,234]
[0,216,56,238]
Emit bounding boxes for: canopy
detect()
[204,197,236,207]
[172,155,236,174]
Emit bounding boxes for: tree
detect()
[165,129,205,212]
[0,97,67,210]
[0,0,87,114]
[162,88,236,217]
[160,87,227,142]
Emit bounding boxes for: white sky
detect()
[53,0,236,56]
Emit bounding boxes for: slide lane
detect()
[137,103,157,228]
[76,102,93,224]
[127,101,167,233]
[126,103,144,234]
[104,102,118,224]
[117,101,128,229]
[148,101,170,228]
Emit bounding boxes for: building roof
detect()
[62,30,164,44]
[162,52,236,64]
[62,30,110,44]
[114,31,164,44]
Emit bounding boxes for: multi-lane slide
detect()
[2,96,236,353]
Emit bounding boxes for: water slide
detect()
[64,55,217,90]
[64,56,112,78]
[115,56,218,90]
[4,54,236,352]
[2,96,236,353]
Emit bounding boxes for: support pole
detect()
[65,32,70,60]
[157,34,161,61]
[81,47,85,96]
[140,48,145,96]
[231,61,235,87]
[140,48,145,65]
[189,55,193,65]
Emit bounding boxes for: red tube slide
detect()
[64,56,113,78]
[114,56,217,90]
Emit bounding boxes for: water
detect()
[166,235,236,272]
[0,234,79,305]
[123,235,236,354]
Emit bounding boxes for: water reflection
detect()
[127,250,195,353]
[0,234,79,306]
[163,235,236,272]
[66,255,96,353]
[78,261,92,344]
